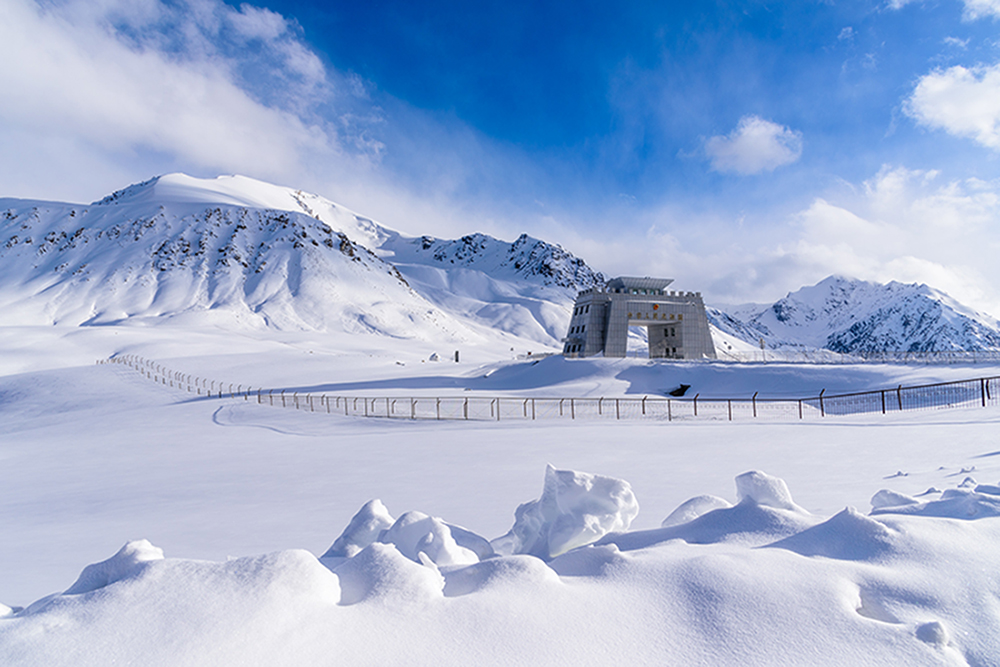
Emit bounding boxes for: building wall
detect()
[562,281,716,360]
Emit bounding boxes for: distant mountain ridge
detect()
[382,232,603,293]
[710,276,1000,354]
[4,173,998,355]
[0,174,599,347]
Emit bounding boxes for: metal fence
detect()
[102,354,1000,422]
[716,348,1000,365]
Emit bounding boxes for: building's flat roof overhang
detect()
[606,276,674,291]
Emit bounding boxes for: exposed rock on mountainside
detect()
[715,276,1000,354]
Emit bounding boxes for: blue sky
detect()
[2,0,1000,311]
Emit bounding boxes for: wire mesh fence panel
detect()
[901,381,980,411]
[823,392,886,416]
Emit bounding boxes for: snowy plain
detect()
[2,322,1000,665]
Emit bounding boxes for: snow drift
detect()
[3,466,999,665]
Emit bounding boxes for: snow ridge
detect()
[0,192,472,340]
[381,231,604,294]
[715,276,1000,353]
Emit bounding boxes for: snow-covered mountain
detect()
[6,174,998,356]
[0,175,477,342]
[0,174,598,348]
[378,232,603,344]
[712,276,1000,354]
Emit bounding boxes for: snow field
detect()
[3,324,1000,664]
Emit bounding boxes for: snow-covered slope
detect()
[377,232,603,345]
[0,175,486,343]
[712,276,1000,354]
[0,174,603,348]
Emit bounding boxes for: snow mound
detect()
[599,471,816,551]
[735,470,803,511]
[661,495,732,528]
[870,489,919,510]
[333,542,444,606]
[322,499,394,559]
[64,539,164,595]
[324,501,492,567]
[871,488,1000,519]
[378,511,479,567]
[491,465,639,559]
[442,554,560,597]
[768,507,897,561]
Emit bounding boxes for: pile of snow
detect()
[490,464,639,559]
[4,465,1000,664]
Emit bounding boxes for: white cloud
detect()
[564,164,1000,317]
[704,116,803,175]
[962,0,1000,20]
[787,166,1000,314]
[905,63,1000,150]
[0,0,381,201]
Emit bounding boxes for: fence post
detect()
[728,399,732,421]
[532,399,536,420]
[642,396,646,415]
[616,399,620,420]
[464,398,469,420]
[364,398,368,417]
[497,398,501,421]
[798,399,802,420]
[559,399,564,417]
[819,389,826,417]
[752,392,758,418]
[981,378,987,407]
[881,390,886,414]
[571,398,575,420]
[385,397,390,418]
[693,394,699,417]
[667,399,672,422]
[411,398,416,420]
[598,397,603,416]
[896,385,903,411]
[436,398,440,420]
[257,389,261,404]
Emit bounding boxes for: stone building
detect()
[562,276,717,359]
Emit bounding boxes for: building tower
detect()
[562,276,716,359]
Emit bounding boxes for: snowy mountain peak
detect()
[92,174,388,250]
[383,231,603,293]
[715,275,1000,353]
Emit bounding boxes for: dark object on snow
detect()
[668,384,691,397]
